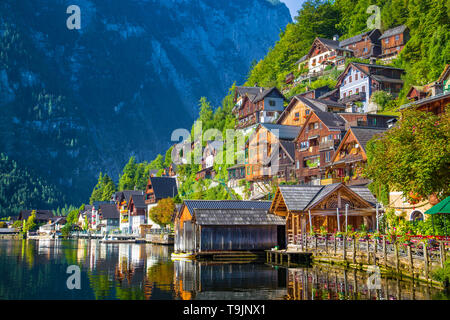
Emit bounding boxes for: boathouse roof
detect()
[193,209,285,226]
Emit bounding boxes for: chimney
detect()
[254,82,258,87]
[333,35,339,41]
[370,57,377,65]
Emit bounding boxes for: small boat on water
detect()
[171,252,194,260]
[99,234,133,243]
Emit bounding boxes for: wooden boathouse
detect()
[270,183,378,247]
[174,200,285,254]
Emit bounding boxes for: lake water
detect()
[0,239,447,300]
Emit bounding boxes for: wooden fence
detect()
[288,234,449,283]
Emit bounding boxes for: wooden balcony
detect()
[318,140,336,151]
[339,92,366,104]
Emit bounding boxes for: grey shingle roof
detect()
[295,55,308,64]
[19,210,54,221]
[236,86,284,103]
[379,25,407,40]
[260,123,301,141]
[193,209,285,226]
[280,140,296,161]
[315,111,346,130]
[149,176,178,199]
[278,185,323,211]
[349,186,377,206]
[130,194,146,209]
[350,127,387,151]
[278,183,377,211]
[183,200,272,216]
[399,91,450,110]
[99,204,119,219]
[339,31,371,47]
[115,190,144,203]
[317,37,341,50]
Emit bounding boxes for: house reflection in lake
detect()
[173,260,287,300]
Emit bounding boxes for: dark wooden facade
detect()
[340,29,382,59]
[379,25,410,60]
[294,111,345,185]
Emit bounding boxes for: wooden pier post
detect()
[325,235,328,254]
[305,235,308,252]
[352,236,356,264]
[424,244,429,281]
[287,253,291,267]
[314,234,318,251]
[439,241,445,268]
[394,241,400,274]
[343,236,347,262]
[334,235,337,256]
[275,252,278,264]
[366,238,370,264]
[266,251,269,262]
[280,252,283,264]
[383,236,387,267]
[408,243,414,277]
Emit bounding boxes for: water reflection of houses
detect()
[285,265,436,300]
[173,260,286,300]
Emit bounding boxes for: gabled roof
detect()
[330,126,386,163]
[437,64,450,83]
[115,190,144,203]
[379,25,408,40]
[339,29,381,47]
[316,37,341,50]
[294,110,345,142]
[235,86,285,104]
[295,55,308,65]
[259,123,301,141]
[273,183,376,212]
[181,200,272,217]
[279,140,296,162]
[336,62,405,87]
[19,210,54,221]
[399,91,450,110]
[149,176,178,199]
[350,127,387,151]
[99,203,120,219]
[193,209,285,226]
[130,194,146,209]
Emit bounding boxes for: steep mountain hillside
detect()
[0,0,291,211]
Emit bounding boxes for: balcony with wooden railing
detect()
[339,92,366,104]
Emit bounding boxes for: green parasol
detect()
[425,196,450,215]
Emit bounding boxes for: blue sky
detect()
[281,0,305,19]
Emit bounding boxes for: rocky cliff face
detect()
[0,0,291,205]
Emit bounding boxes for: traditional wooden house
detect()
[232,86,286,132]
[270,183,377,246]
[277,95,345,127]
[379,25,410,62]
[339,29,382,59]
[306,37,353,75]
[294,110,346,186]
[128,194,147,234]
[336,62,405,113]
[227,164,246,187]
[174,200,283,253]
[325,127,387,186]
[77,204,93,228]
[245,123,301,182]
[399,91,449,116]
[195,140,223,180]
[145,176,178,229]
[97,203,120,233]
[113,190,144,233]
[17,210,54,224]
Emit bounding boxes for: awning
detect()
[425,196,450,215]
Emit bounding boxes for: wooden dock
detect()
[265,249,313,267]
